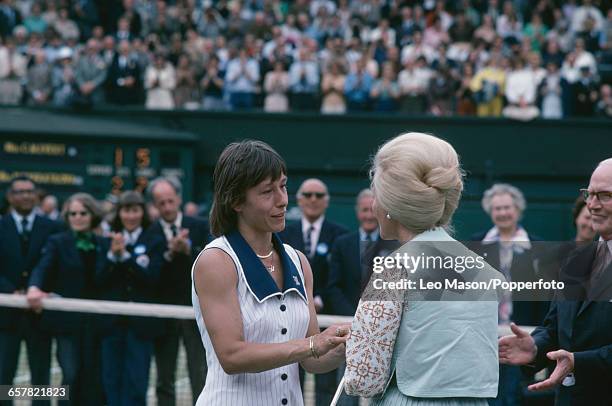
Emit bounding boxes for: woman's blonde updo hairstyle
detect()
[370,132,464,234]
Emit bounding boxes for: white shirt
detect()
[192,234,309,406]
[123,227,143,246]
[301,215,325,256]
[160,212,183,242]
[11,210,35,234]
[359,227,379,242]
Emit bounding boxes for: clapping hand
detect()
[110,232,126,257]
[168,229,191,256]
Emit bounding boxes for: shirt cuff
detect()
[107,250,131,263]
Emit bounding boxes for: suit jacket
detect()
[29,231,110,334]
[147,215,210,306]
[0,214,62,328]
[530,242,612,405]
[96,229,165,339]
[469,230,549,326]
[105,54,143,105]
[327,231,361,316]
[280,218,348,312]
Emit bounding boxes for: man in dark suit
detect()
[0,176,61,405]
[279,178,348,406]
[499,159,612,405]
[105,39,143,105]
[147,177,209,406]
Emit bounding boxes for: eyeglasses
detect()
[301,192,327,199]
[580,189,612,203]
[10,189,35,196]
[68,211,90,217]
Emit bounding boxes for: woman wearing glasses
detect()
[191,140,350,406]
[27,193,108,406]
[97,191,165,406]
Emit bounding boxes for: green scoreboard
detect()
[0,136,196,201]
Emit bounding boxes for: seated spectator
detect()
[26,50,52,106]
[106,40,143,105]
[428,65,457,116]
[573,65,599,117]
[496,2,523,43]
[263,61,289,112]
[596,84,612,118]
[344,58,373,112]
[398,56,432,114]
[225,48,259,110]
[115,17,132,42]
[455,63,476,116]
[288,47,319,110]
[368,18,396,48]
[538,62,563,119]
[0,37,27,105]
[174,54,198,109]
[571,0,604,33]
[321,60,346,114]
[195,6,225,39]
[74,39,107,107]
[424,16,450,49]
[503,58,540,120]
[573,37,597,75]
[23,2,47,34]
[53,7,79,42]
[470,55,505,117]
[200,56,226,111]
[145,53,176,109]
[370,62,400,112]
[52,47,76,107]
[541,38,565,68]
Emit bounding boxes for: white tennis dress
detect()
[191,231,310,406]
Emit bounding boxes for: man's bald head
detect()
[297,178,329,223]
[587,158,612,240]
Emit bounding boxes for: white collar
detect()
[302,215,324,234]
[598,236,612,256]
[123,227,143,244]
[359,227,379,241]
[160,212,183,230]
[11,209,35,228]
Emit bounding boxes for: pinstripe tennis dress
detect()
[191,231,310,406]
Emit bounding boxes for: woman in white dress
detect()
[191,140,350,406]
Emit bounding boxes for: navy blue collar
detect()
[225,231,308,304]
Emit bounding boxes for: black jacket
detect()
[29,231,110,334]
[531,242,612,405]
[96,229,165,338]
[147,215,210,306]
[0,214,62,328]
[280,218,348,312]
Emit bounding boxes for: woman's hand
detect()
[26,286,48,313]
[110,232,126,257]
[312,323,351,358]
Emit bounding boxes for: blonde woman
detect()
[365,133,501,405]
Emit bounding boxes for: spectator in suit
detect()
[225,48,259,110]
[147,176,209,406]
[0,176,62,406]
[344,58,373,112]
[470,183,547,406]
[74,38,107,107]
[27,193,108,406]
[0,0,22,39]
[98,191,164,406]
[26,50,52,106]
[106,39,143,105]
[279,178,348,406]
[288,47,319,111]
[500,158,612,405]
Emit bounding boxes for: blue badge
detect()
[316,242,328,256]
[134,244,146,255]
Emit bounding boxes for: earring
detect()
[386,213,392,220]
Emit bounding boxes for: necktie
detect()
[20,217,30,255]
[170,224,178,238]
[304,225,314,257]
[591,241,611,281]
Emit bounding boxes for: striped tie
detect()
[304,225,314,258]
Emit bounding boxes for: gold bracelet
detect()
[309,335,319,359]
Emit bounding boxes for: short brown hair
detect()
[210,140,286,237]
[62,193,104,230]
[111,190,150,232]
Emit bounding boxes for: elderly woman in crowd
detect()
[357,132,501,406]
[27,193,108,406]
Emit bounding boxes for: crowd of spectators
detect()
[0,0,611,118]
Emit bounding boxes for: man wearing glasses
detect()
[0,176,62,404]
[280,178,348,406]
[499,158,612,405]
